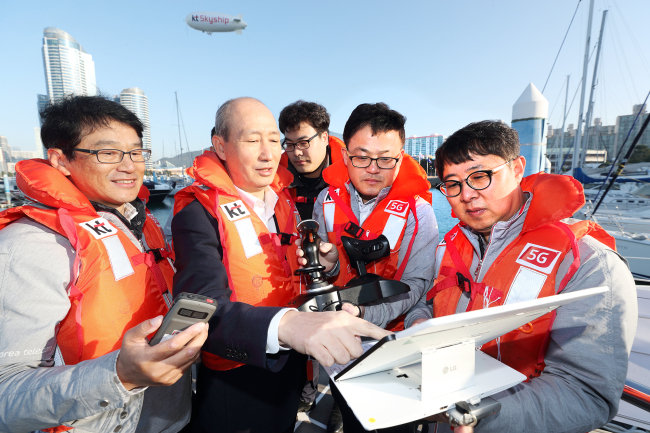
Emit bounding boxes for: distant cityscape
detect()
[0,27,153,174]
[546,103,650,172]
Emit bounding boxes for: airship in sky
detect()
[185,12,247,35]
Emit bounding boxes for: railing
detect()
[621,379,650,413]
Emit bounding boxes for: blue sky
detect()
[1,0,649,160]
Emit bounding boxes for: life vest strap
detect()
[328,186,359,226]
[131,251,171,307]
[293,196,317,204]
[394,197,418,281]
[57,208,85,360]
[213,190,237,302]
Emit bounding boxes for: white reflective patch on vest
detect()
[102,235,135,281]
[385,200,409,218]
[383,214,407,250]
[324,202,335,233]
[515,243,562,274]
[504,266,547,305]
[220,200,251,221]
[79,217,118,240]
[234,217,263,258]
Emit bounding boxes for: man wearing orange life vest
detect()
[278,100,346,415]
[279,100,345,221]
[409,121,637,432]
[303,103,438,433]
[0,96,208,433]
[170,97,390,433]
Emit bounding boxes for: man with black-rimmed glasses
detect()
[279,100,346,221]
[304,102,439,433]
[0,95,208,433]
[408,120,636,433]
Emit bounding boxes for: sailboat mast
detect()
[558,75,570,173]
[175,92,184,169]
[580,9,608,167]
[571,0,595,174]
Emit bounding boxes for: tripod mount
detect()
[287,219,410,312]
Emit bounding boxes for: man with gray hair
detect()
[171,97,390,433]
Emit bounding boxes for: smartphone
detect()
[149,292,217,346]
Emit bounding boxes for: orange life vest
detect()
[173,151,302,371]
[280,135,346,205]
[427,173,615,380]
[321,154,432,331]
[2,159,175,433]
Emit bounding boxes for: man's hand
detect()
[295,238,339,273]
[340,303,364,319]
[411,318,428,327]
[278,310,391,366]
[116,316,209,391]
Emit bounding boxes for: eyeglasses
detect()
[436,160,511,197]
[73,148,152,163]
[282,132,320,152]
[346,150,402,170]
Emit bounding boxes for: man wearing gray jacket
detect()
[408,120,637,432]
[0,96,207,433]
[303,103,438,433]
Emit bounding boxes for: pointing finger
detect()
[351,318,392,341]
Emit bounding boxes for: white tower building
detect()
[40,27,97,103]
[511,83,549,177]
[117,88,152,170]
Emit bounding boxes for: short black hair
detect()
[211,126,216,140]
[435,120,519,179]
[343,103,406,146]
[40,95,143,160]
[278,100,330,134]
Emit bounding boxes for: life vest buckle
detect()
[457,272,472,293]
[148,248,164,262]
[278,232,294,246]
[343,221,363,238]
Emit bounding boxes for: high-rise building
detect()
[0,136,8,173]
[546,104,649,171]
[116,88,152,170]
[404,134,444,159]
[41,27,97,104]
[614,104,650,158]
[34,128,45,160]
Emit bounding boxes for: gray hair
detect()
[214,97,263,143]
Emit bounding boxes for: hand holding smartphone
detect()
[149,292,217,346]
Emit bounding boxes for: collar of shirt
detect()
[90,199,146,240]
[349,183,392,226]
[461,191,533,257]
[234,186,279,232]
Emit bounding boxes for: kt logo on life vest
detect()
[515,243,562,274]
[79,217,116,240]
[220,200,251,221]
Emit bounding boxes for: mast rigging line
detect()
[542,0,582,94]
[590,88,650,217]
[591,90,650,206]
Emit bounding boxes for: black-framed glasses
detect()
[436,160,511,197]
[282,132,320,151]
[345,150,402,170]
[73,148,152,163]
